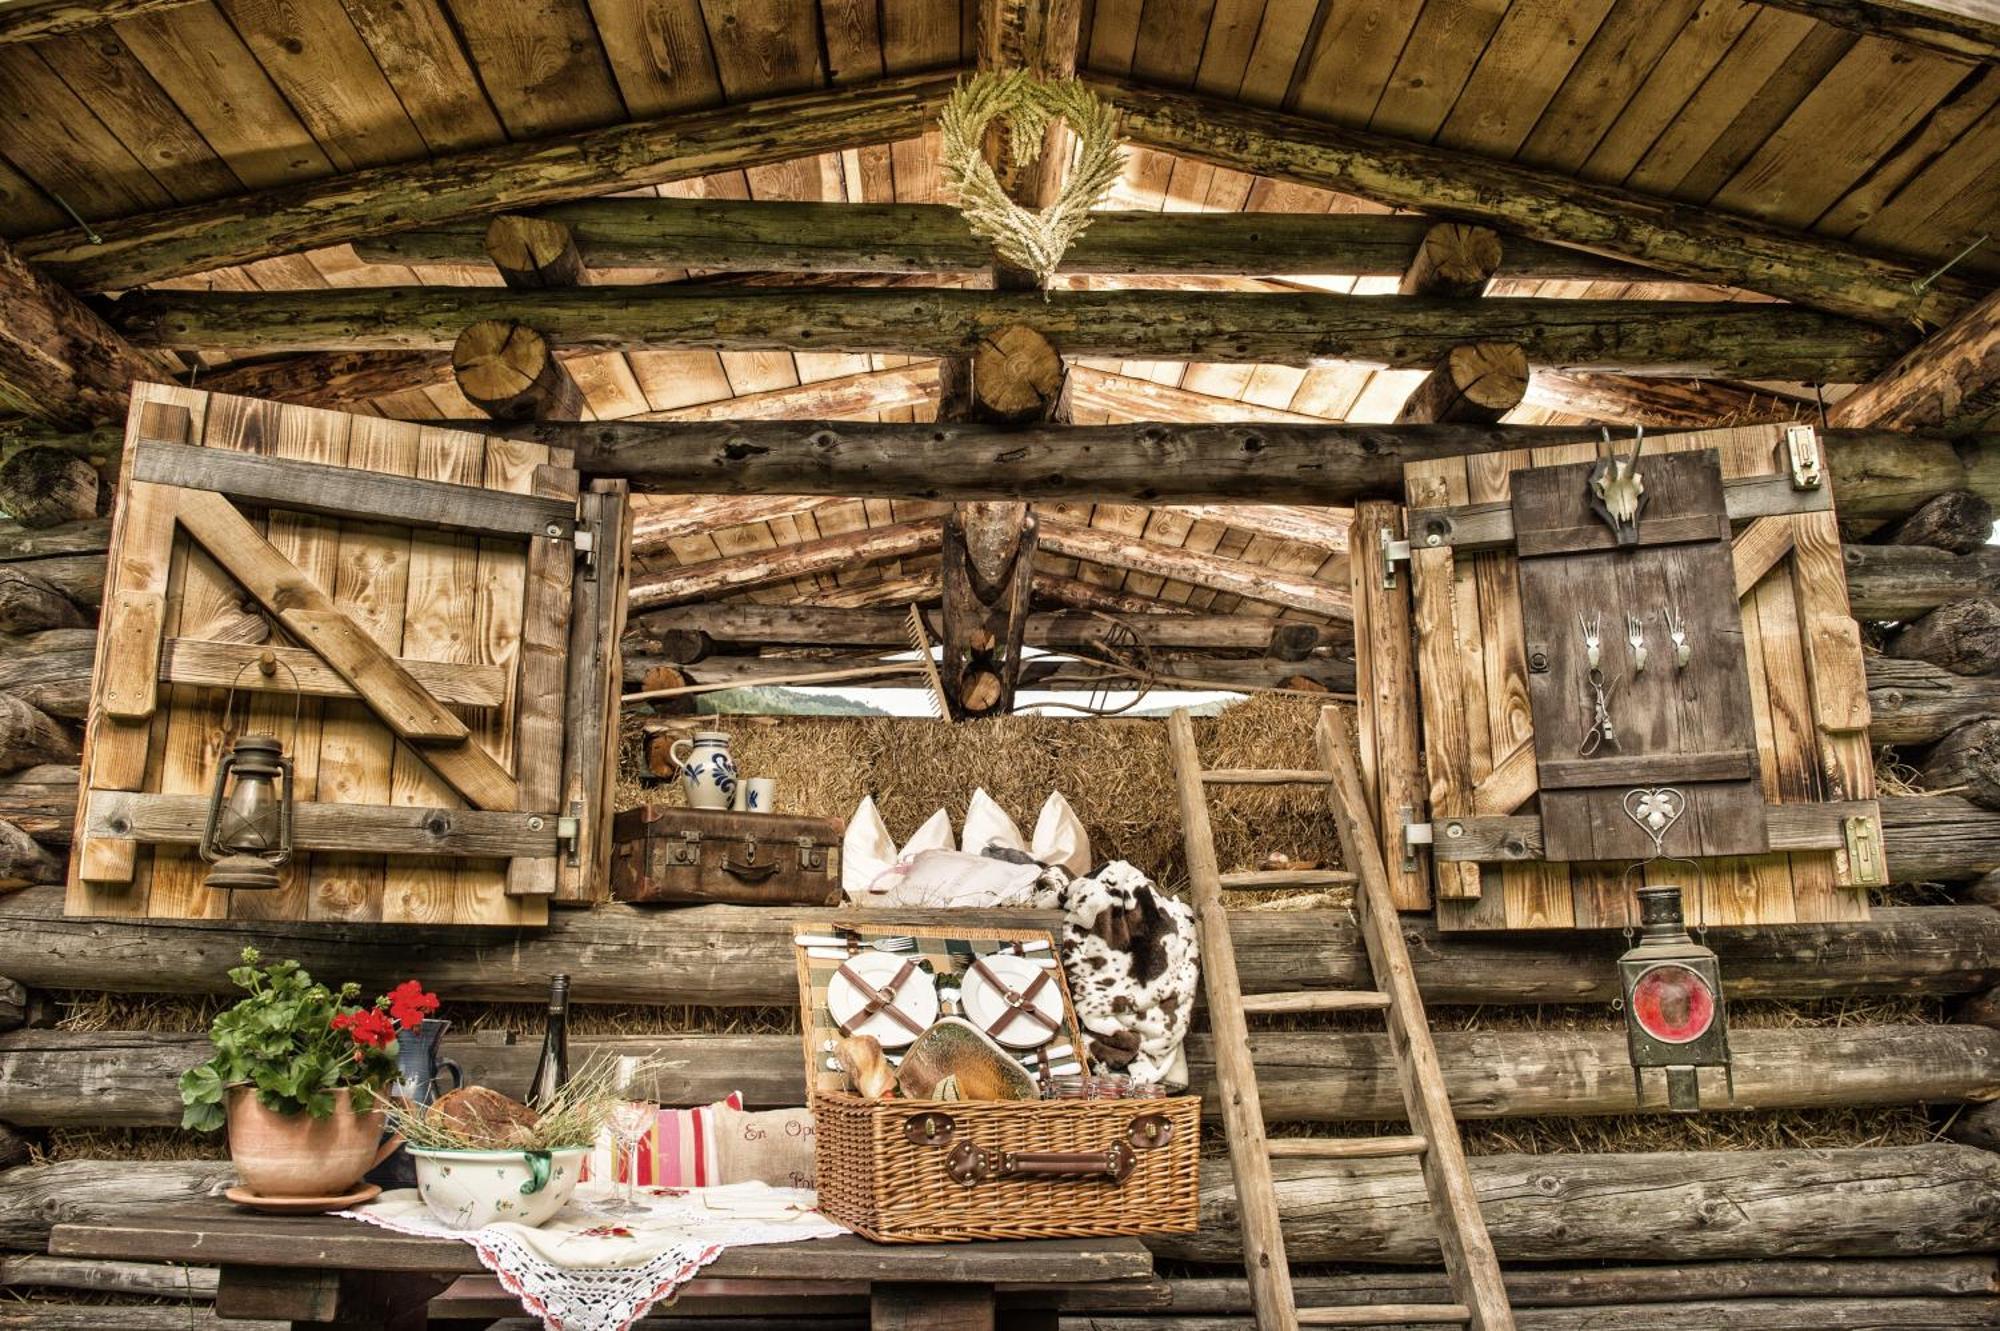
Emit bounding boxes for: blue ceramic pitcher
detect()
[393,1018,462,1106]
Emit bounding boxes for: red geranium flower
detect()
[332,1007,397,1049]
[386,979,440,1032]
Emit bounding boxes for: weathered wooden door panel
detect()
[1399,425,1879,932]
[66,383,624,926]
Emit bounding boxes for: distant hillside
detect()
[697,686,891,717]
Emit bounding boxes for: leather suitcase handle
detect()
[945,1141,1137,1186]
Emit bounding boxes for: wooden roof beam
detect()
[1523,372,1816,427]
[353,199,1673,284]
[0,0,200,47]
[628,519,943,610]
[417,417,1997,526]
[1038,519,1348,620]
[1751,2,2000,63]
[0,237,171,430]
[1830,285,2000,433]
[1097,79,1984,329]
[16,72,957,293]
[633,603,1341,654]
[110,287,1911,381]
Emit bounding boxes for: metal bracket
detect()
[558,805,582,868]
[1401,809,1433,872]
[572,510,597,570]
[1380,528,1412,589]
[1842,814,1888,888]
[1784,424,1822,492]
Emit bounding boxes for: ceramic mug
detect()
[669,732,737,810]
[745,777,777,813]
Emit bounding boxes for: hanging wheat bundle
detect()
[938,71,1125,289]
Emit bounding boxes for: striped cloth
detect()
[583,1093,744,1187]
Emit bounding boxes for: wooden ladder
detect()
[1167,705,1516,1331]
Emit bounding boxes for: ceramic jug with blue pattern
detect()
[670,731,738,810]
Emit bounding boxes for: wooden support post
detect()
[1524,372,1814,428]
[1348,502,1428,909]
[451,321,583,423]
[1395,342,1529,425]
[484,215,586,290]
[0,238,167,432]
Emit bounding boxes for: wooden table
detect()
[48,1200,1159,1330]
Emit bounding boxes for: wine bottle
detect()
[525,974,571,1109]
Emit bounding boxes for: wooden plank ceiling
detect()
[2,0,1994,621]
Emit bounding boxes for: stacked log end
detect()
[0,517,101,1180]
[1876,494,2000,811]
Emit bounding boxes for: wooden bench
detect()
[49,1199,1159,1329]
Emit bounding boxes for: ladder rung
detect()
[1241,990,1389,1015]
[1219,868,1358,889]
[1202,768,1334,785]
[1298,1304,1470,1326]
[1269,1134,1429,1160]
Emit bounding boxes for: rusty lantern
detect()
[199,652,301,893]
[1617,883,1732,1113]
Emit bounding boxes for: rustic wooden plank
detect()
[133,392,277,923]
[160,640,505,708]
[503,462,579,898]
[306,414,420,925]
[1349,500,1427,909]
[1039,519,1350,620]
[1733,517,1797,597]
[17,73,957,292]
[110,288,1908,380]
[1406,461,1479,901]
[131,439,575,538]
[556,481,628,904]
[1828,285,2000,435]
[630,519,943,609]
[66,393,199,911]
[1317,707,1512,1331]
[0,1,203,46]
[0,234,171,433]
[95,590,162,722]
[1792,505,1879,905]
[83,790,557,859]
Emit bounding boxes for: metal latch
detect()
[1843,814,1888,888]
[1784,424,1822,491]
[573,511,597,570]
[796,836,827,871]
[1380,528,1412,589]
[666,828,702,868]
[1401,809,1433,872]
[558,805,582,868]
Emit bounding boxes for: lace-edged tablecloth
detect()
[340,1181,844,1331]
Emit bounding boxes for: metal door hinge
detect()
[1784,424,1822,492]
[1842,814,1887,888]
[558,806,582,868]
[572,511,597,570]
[1380,529,1412,589]
[1401,810,1433,872]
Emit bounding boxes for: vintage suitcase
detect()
[610,805,843,905]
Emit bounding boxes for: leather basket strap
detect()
[970,957,1062,1041]
[833,959,927,1037]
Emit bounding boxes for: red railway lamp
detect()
[1617,883,1732,1114]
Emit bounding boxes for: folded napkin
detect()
[341,1180,843,1331]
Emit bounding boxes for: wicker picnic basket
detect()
[812,1089,1201,1243]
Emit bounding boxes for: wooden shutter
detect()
[66,382,625,926]
[1399,424,1881,932]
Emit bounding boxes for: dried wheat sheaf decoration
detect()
[938,71,1125,289]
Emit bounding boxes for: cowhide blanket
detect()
[1029,860,1199,1089]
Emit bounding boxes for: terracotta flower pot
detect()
[225,1085,393,1198]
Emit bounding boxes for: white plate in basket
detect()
[959,951,1066,1049]
[825,951,939,1049]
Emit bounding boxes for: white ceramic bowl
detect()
[408,1147,588,1230]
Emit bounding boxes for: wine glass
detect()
[594,1057,655,1217]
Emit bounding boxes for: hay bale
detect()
[622,694,1348,890]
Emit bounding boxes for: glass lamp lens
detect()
[1631,963,1715,1044]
